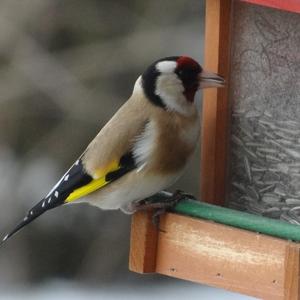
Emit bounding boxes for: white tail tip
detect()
[2,234,9,242]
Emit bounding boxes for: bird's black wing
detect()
[1,152,136,244]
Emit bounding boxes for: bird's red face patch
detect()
[176,56,201,71]
[175,56,202,102]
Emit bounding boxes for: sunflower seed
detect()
[286,198,300,205]
[262,194,281,205]
[244,156,252,182]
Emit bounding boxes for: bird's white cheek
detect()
[155,74,194,116]
[155,74,184,103]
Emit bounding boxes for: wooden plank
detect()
[284,244,300,299]
[129,210,158,273]
[201,0,232,205]
[154,213,300,300]
[174,199,300,242]
[240,0,300,13]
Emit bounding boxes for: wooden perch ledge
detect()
[129,194,300,300]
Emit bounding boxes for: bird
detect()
[1,55,224,244]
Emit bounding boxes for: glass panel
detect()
[226,1,300,224]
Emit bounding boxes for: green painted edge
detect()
[172,199,300,242]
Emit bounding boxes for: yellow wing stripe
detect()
[65,176,108,202]
[65,160,119,203]
[94,160,119,179]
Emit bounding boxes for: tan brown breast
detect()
[83,87,199,177]
[148,107,200,174]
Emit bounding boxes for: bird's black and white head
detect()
[137,56,224,115]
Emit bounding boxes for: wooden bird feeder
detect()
[129,1,300,299]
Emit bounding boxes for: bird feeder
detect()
[129,1,300,299]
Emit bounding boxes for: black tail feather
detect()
[1,157,94,246]
[1,195,63,246]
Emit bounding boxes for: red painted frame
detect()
[240,0,300,13]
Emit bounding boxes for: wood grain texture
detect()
[240,0,300,13]
[153,213,300,300]
[201,0,232,205]
[129,210,158,273]
[284,244,300,299]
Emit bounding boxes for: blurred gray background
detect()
[0,0,255,299]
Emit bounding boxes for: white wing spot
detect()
[42,201,46,208]
[75,160,79,165]
[30,211,33,215]
[64,174,69,181]
[24,216,28,221]
[45,162,76,198]
[48,198,52,204]
[2,234,8,242]
[54,191,59,198]
[136,163,147,173]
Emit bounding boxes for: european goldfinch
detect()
[2,56,224,243]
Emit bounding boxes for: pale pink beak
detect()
[198,69,225,89]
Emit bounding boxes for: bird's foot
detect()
[132,190,196,229]
[171,189,197,201]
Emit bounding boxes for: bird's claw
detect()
[172,189,197,201]
[133,190,196,230]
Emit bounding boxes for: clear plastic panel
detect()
[226,1,300,224]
